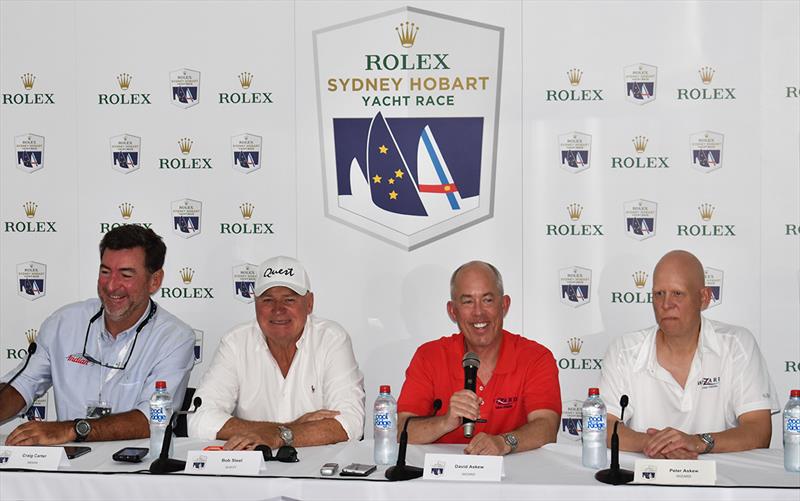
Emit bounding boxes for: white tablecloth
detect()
[1,438,797,500]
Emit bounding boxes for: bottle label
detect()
[586,415,606,431]
[150,405,168,424]
[374,412,393,430]
[786,417,800,432]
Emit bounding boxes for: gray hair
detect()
[449,260,505,299]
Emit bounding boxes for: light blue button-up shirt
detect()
[2,298,195,421]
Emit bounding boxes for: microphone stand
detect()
[149,397,202,474]
[385,399,441,481]
[595,395,633,485]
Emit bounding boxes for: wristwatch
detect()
[697,433,715,454]
[278,425,294,447]
[502,432,519,453]
[74,419,91,442]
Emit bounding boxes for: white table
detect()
[1,438,797,500]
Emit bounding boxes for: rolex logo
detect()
[632,271,648,288]
[567,68,583,86]
[238,72,253,89]
[180,267,195,284]
[23,201,37,218]
[567,203,583,221]
[117,73,132,90]
[20,73,35,90]
[395,21,418,48]
[567,337,583,355]
[632,135,648,154]
[240,202,254,220]
[178,138,193,155]
[25,329,38,345]
[119,202,134,219]
[698,203,715,221]
[699,66,715,85]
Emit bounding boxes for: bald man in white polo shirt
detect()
[600,250,779,459]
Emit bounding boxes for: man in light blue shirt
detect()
[0,225,194,445]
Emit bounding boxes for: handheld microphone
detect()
[0,343,37,401]
[595,394,633,485]
[149,396,202,474]
[385,398,442,481]
[462,352,480,438]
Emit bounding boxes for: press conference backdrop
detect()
[0,1,797,447]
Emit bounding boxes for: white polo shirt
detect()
[188,315,365,441]
[600,316,779,434]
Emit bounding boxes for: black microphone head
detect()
[432,399,442,412]
[193,396,202,409]
[462,352,480,369]
[27,343,37,355]
[620,395,629,408]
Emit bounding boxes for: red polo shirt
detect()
[397,330,562,444]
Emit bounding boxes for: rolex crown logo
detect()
[395,21,418,48]
[23,201,38,218]
[180,267,195,284]
[567,337,583,355]
[632,135,648,154]
[240,202,254,220]
[632,271,648,288]
[119,202,134,220]
[25,329,38,345]
[178,138,193,155]
[21,73,35,90]
[698,203,715,221]
[117,73,132,90]
[699,66,715,85]
[567,68,583,86]
[567,203,583,221]
[238,72,253,89]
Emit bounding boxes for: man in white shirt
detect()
[600,250,778,459]
[188,256,365,450]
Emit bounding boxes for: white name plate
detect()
[184,450,263,476]
[634,459,716,485]
[423,453,503,482]
[0,446,70,470]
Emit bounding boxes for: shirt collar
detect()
[451,330,514,379]
[633,315,719,372]
[697,315,721,356]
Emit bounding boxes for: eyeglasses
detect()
[255,444,299,463]
[81,300,157,370]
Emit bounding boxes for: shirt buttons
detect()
[479,385,484,391]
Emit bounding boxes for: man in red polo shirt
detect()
[397,261,561,455]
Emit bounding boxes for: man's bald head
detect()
[653,250,705,290]
[651,250,711,338]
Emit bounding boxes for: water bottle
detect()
[149,380,173,459]
[582,387,608,469]
[784,389,800,472]
[373,385,398,465]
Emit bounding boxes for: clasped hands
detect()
[642,427,703,459]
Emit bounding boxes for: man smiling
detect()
[0,226,194,445]
[397,261,561,455]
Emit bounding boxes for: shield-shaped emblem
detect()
[558,132,591,173]
[25,394,48,421]
[171,199,202,238]
[704,267,724,308]
[232,263,258,303]
[231,134,262,173]
[690,131,724,173]
[110,134,141,174]
[15,134,45,173]
[193,329,203,365]
[314,7,503,250]
[624,63,657,105]
[560,400,584,441]
[170,68,200,108]
[559,267,592,308]
[17,261,46,300]
[624,199,658,241]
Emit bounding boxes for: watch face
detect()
[76,420,91,436]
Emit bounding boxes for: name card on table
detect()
[184,450,263,476]
[634,459,716,485]
[423,453,503,482]
[0,446,70,470]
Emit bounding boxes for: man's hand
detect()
[223,429,280,451]
[444,389,481,431]
[463,432,509,456]
[643,427,701,459]
[290,409,340,425]
[5,421,75,446]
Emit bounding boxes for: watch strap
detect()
[73,419,90,442]
[502,432,518,453]
[697,433,714,454]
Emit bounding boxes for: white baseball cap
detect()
[254,256,311,297]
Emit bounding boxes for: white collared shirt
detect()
[600,316,779,434]
[188,315,365,441]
